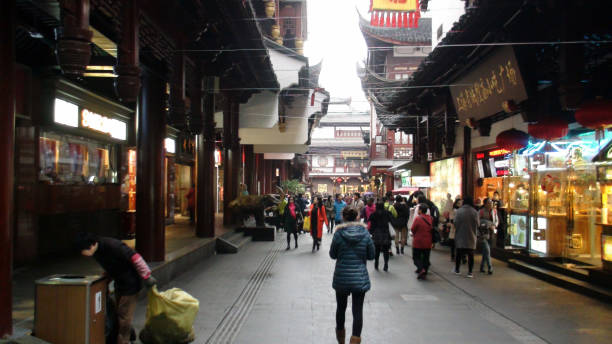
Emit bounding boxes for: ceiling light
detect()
[83,72,118,78]
[86,66,115,71]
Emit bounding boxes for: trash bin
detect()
[35,275,107,344]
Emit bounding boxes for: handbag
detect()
[421,216,440,243]
[303,216,311,232]
[388,222,396,238]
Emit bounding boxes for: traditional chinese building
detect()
[307,100,371,196]
[359,12,429,195]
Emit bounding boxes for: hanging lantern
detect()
[496,129,529,151]
[575,99,612,140]
[528,117,569,141]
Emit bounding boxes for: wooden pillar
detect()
[462,126,472,197]
[244,145,256,195]
[256,153,264,195]
[223,96,239,225]
[0,0,15,336]
[56,0,93,77]
[114,0,140,103]
[136,68,166,262]
[196,75,215,237]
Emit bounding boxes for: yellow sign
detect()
[318,184,328,193]
[81,109,127,140]
[341,151,368,159]
[371,0,418,12]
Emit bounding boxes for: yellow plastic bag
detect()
[303,216,311,232]
[140,286,199,344]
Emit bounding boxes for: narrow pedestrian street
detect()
[130,231,612,344]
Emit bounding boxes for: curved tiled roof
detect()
[359,15,431,45]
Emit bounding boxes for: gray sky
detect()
[304,0,371,111]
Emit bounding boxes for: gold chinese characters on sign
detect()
[341,151,368,159]
[450,46,528,121]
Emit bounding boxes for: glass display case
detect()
[509,214,528,247]
[39,131,118,184]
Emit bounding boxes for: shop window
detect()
[376,145,387,158]
[39,131,118,184]
[394,147,412,159]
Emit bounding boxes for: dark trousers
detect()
[449,239,456,260]
[286,232,297,247]
[188,207,195,224]
[335,290,366,337]
[328,218,335,232]
[455,248,474,273]
[116,293,138,344]
[412,248,431,273]
[374,244,389,267]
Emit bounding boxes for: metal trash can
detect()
[35,275,107,344]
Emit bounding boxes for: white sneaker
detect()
[467,273,474,278]
[452,269,460,275]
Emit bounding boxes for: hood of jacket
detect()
[335,221,369,246]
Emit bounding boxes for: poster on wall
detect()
[429,157,462,210]
[509,214,527,247]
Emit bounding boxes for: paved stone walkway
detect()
[133,230,612,344]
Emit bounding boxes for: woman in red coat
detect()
[411,203,433,280]
[309,196,328,252]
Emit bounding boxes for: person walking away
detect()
[441,193,454,242]
[186,184,195,225]
[453,196,479,277]
[478,198,497,274]
[392,195,409,255]
[74,233,157,344]
[369,202,393,271]
[351,193,365,220]
[492,191,507,248]
[448,198,463,261]
[330,208,375,344]
[334,194,347,226]
[296,193,307,214]
[411,204,433,280]
[283,196,302,250]
[363,197,376,230]
[325,195,336,233]
[309,196,328,251]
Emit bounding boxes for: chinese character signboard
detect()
[341,151,368,159]
[450,47,528,121]
[369,0,421,28]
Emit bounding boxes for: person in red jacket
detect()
[186,184,195,225]
[309,196,329,252]
[411,203,433,280]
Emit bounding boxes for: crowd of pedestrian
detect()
[271,188,502,343]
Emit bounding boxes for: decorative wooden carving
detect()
[56,0,93,77]
[114,0,140,103]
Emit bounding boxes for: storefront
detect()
[429,157,463,209]
[473,147,513,203]
[35,78,134,257]
[499,132,612,269]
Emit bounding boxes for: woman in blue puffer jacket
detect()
[329,207,375,344]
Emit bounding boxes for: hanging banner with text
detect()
[371,0,418,11]
[450,46,528,121]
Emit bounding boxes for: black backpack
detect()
[429,202,440,228]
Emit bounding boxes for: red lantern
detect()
[575,99,612,140]
[496,129,529,151]
[528,117,569,141]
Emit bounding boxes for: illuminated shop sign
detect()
[54,98,79,127]
[165,138,176,154]
[489,149,511,157]
[81,109,127,140]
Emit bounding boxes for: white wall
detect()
[269,48,306,89]
[429,0,465,48]
[471,114,527,150]
[311,126,334,139]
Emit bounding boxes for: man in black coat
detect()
[75,232,157,344]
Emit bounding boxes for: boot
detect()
[374,259,379,270]
[401,246,404,254]
[349,336,361,344]
[295,240,298,249]
[335,328,345,344]
[396,246,400,255]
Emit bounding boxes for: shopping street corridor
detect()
[131,230,612,344]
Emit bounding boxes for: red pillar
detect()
[136,68,166,262]
[196,75,215,237]
[244,145,256,195]
[223,96,239,225]
[0,0,15,336]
